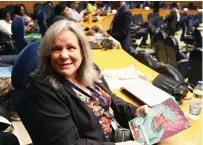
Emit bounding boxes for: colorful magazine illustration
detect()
[129,98,191,145]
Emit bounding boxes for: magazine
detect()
[129,98,191,145]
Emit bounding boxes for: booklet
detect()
[128,98,191,145]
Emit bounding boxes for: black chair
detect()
[165,36,189,78]
[188,48,202,85]
[192,28,202,48]
[0,55,18,65]
[155,63,184,82]
[154,31,168,64]
[180,16,194,50]
[134,52,160,70]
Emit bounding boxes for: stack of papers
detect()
[102,65,150,90]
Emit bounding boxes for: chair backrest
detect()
[155,31,168,63]
[155,63,184,82]
[11,42,40,140]
[165,36,179,69]
[12,42,40,89]
[11,17,28,53]
[188,48,202,85]
[135,52,160,70]
[180,16,187,41]
[193,28,202,48]
[37,9,47,36]
[133,14,144,24]
[43,4,53,20]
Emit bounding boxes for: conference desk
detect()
[82,8,201,31]
[86,14,202,144]
[92,47,202,145]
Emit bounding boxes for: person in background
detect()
[23,20,148,145]
[99,2,134,54]
[46,3,71,27]
[13,4,35,33]
[87,1,102,15]
[174,3,181,31]
[0,8,12,36]
[165,9,177,36]
[68,1,88,22]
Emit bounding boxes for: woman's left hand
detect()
[135,105,149,116]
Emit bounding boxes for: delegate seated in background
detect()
[13,4,35,33]
[23,20,147,145]
[68,1,88,22]
[165,10,177,36]
[46,3,71,27]
[99,2,134,54]
[0,8,12,36]
[87,1,102,15]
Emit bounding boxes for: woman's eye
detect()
[52,48,61,52]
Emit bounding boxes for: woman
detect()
[68,1,88,22]
[24,20,147,145]
[0,8,12,36]
[46,3,71,27]
[13,4,35,33]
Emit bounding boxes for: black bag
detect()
[114,128,133,142]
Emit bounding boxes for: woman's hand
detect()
[115,141,143,145]
[135,105,149,116]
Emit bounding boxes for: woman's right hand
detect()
[115,141,143,145]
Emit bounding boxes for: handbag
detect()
[114,127,133,142]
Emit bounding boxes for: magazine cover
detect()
[129,98,191,145]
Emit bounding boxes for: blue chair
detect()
[180,16,194,50]
[37,9,47,37]
[11,17,28,53]
[11,42,40,135]
[165,36,189,78]
[160,2,167,9]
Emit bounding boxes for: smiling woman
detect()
[23,20,148,145]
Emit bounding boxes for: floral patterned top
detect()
[73,86,114,138]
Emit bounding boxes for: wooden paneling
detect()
[0,1,59,14]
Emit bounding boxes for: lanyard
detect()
[64,80,116,120]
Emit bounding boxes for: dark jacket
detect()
[108,4,132,52]
[23,75,138,145]
[166,10,177,30]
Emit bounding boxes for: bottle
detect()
[108,7,111,13]
[189,81,203,120]
[88,14,92,24]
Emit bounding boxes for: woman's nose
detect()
[59,48,69,60]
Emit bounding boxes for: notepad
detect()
[0,66,13,77]
[121,78,172,107]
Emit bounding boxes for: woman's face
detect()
[51,30,82,80]
[20,6,25,16]
[62,7,70,18]
[72,2,79,9]
[5,12,11,21]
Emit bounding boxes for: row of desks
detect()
[82,13,202,145]
[83,8,201,30]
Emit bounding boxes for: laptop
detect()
[121,79,172,107]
